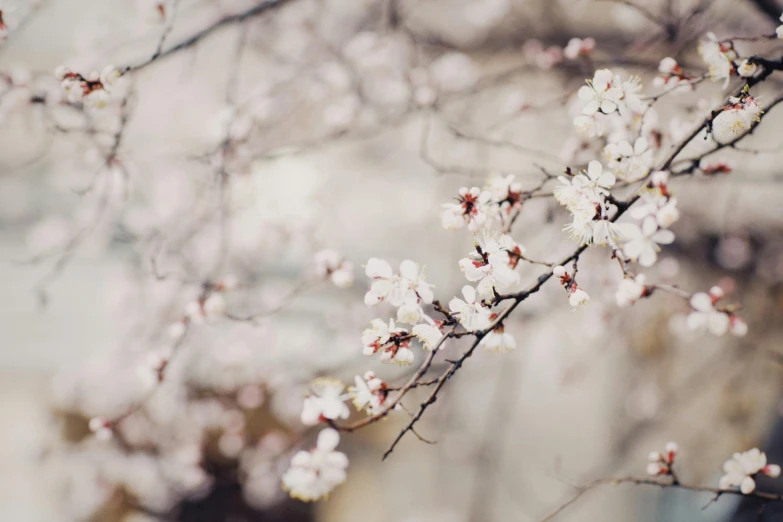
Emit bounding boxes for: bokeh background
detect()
[2,0,783,520]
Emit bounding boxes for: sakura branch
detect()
[277,22,783,503]
[540,444,782,522]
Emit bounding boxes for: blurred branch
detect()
[123,0,297,74]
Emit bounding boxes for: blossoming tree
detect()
[6,0,783,520]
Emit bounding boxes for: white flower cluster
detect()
[646,441,678,476]
[348,371,387,415]
[282,428,348,502]
[698,33,737,88]
[313,249,354,288]
[573,69,647,137]
[458,231,522,299]
[300,378,351,426]
[653,57,694,92]
[615,273,648,308]
[563,37,595,60]
[441,186,495,232]
[603,137,653,182]
[449,285,492,330]
[554,160,618,246]
[614,171,677,267]
[361,258,444,364]
[553,265,590,309]
[719,448,780,494]
[711,93,763,144]
[686,286,747,337]
[54,65,122,108]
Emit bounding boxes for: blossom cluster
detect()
[54,65,122,108]
[686,286,747,337]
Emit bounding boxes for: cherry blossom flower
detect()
[711,94,763,143]
[314,249,354,288]
[573,113,608,137]
[604,137,653,182]
[630,194,680,229]
[698,33,737,88]
[55,65,123,109]
[578,69,624,115]
[282,428,348,501]
[646,441,678,476]
[88,417,113,441]
[686,290,747,337]
[621,75,647,113]
[737,59,758,78]
[616,218,674,267]
[203,293,227,318]
[300,378,351,426]
[480,325,516,352]
[554,265,591,309]
[719,448,781,494]
[568,287,590,309]
[458,231,520,297]
[412,315,444,350]
[348,371,387,415]
[449,285,492,331]
[361,318,415,365]
[441,186,495,232]
[616,274,648,308]
[396,299,424,325]
[364,258,433,307]
[563,37,595,60]
[488,174,523,216]
[777,13,783,39]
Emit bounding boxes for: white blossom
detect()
[300,378,350,425]
[719,448,780,494]
[314,249,354,288]
[604,137,653,182]
[616,274,648,307]
[568,287,590,309]
[563,37,595,60]
[616,218,674,267]
[361,318,414,365]
[578,69,623,115]
[364,258,433,307]
[711,95,763,143]
[348,371,386,415]
[282,428,348,501]
[698,33,737,88]
[480,328,516,352]
[441,186,495,232]
[449,285,491,331]
[458,231,520,297]
[737,59,758,78]
[412,315,444,351]
[646,441,678,476]
[686,292,730,336]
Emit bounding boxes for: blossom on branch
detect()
[348,371,387,416]
[314,249,354,288]
[686,287,747,337]
[719,448,780,494]
[364,258,434,307]
[646,441,678,476]
[459,230,520,298]
[441,186,495,232]
[300,378,350,426]
[361,318,415,365]
[449,285,492,330]
[282,428,348,501]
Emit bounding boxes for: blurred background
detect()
[2,0,783,520]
